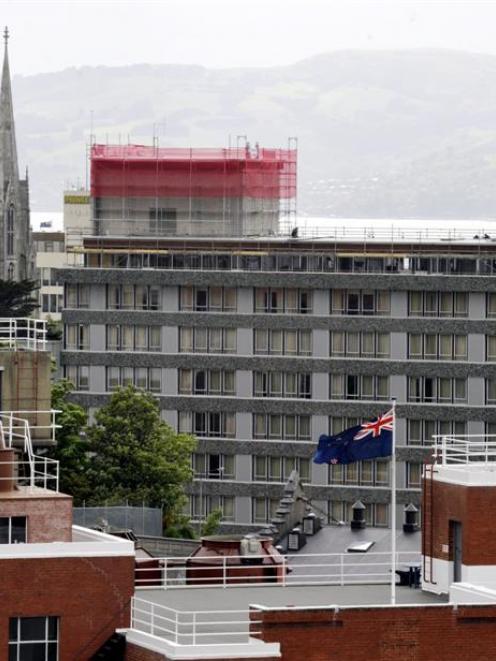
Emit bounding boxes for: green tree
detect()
[49,379,90,504]
[85,385,196,527]
[0,278,39,317]
[201,508,222,537]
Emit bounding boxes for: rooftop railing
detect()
[0,318,47,351]
[135,550,421,590]
[433,434,496,465]
[0,411,60,491]
[131,598,258,646]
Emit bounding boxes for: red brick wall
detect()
[0,555,134,660]
[0,494,72,542]
[422,473,496,564]
[254,604,496,661]
[126,643,165,660]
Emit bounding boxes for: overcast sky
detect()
[3,0,496,74]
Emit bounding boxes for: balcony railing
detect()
[433,434,496,465]
[0,318,47,351]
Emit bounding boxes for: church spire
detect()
[0,26,19,187]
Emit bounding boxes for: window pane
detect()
[223,288,236,311]
[224,329,236,353]
[285,330,297,355]
[254,329,268,354]
[409,292,422,316]
[270,330,283,355]
[347,332,360,356]
[20,617,46,641]
[331,332,345,356]
[209,329,222,352]
[454,335,467,360]
[438,335,452,360]
[285,415,297,439]
[299,330,312,355]
[11,517,26,543]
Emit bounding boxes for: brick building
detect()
[120,436,496,661]
[0,412,135,660]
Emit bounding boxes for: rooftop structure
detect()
[89,142,297,238]
[123,442,496,661]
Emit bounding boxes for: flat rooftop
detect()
[136,583,445,613]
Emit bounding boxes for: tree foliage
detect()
[0,278,39,317]
[85,385,196,525]
[49,379,90,504]
[201,508,222,537]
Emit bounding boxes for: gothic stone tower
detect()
[0,28,31,281]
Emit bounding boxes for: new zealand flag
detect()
[313,409,393,465]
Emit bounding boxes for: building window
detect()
[0,516,26,544]
[254,288,312,314]
[407,419,466,446]
[252,456,310,483]
[6,205,14,257]
[486,379,496,404]
[406,462,423,488]
[254,329,312,355]
[329,374,389,400]
[42,294,60,314]
[328,459,389,487]
[66,284,90,309]
[408,334,467,360]
[253,414,310,440]
[253,372,311,399]
[9,616,58,661]
[179,411,236,438]
[106,325,162,352]
[105,367,162,393]
[330,331,390,358]
[178,369,235,396]
[408,377,467,403]
[64,366,89,391]
[408,291,468,318]
[331,290,390,316]
[179,327,236,353]
[327,501,389,527]
[190,495,234,522]
[179,286,236,312]
[106,285,160,310]
[192,454,235,480]
[252,497,280,524]
[65,324,89,351]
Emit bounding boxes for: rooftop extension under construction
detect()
[89,141,297,239]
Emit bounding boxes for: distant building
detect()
[0,29,32,281]
[32,231,65,320]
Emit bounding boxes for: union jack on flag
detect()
[353,409,394,441]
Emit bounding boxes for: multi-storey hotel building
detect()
[57,230,496,530]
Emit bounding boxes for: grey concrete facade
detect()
[57,241,496,530]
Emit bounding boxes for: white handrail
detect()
[433,434,496,465]
[135,550,421,590]
[0,318,47,351]
[131,596,258,645]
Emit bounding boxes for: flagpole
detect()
[391,397,397,605]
